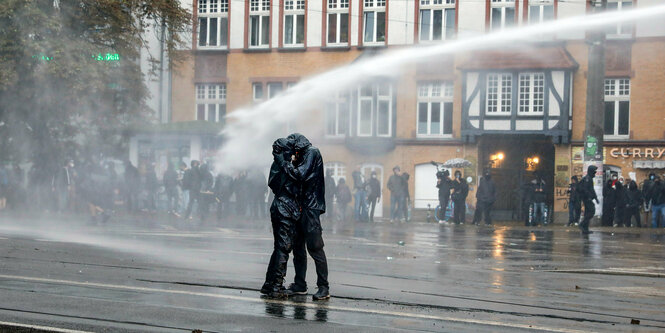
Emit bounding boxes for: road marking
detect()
[0,274,594,333]
[0,320,93,333]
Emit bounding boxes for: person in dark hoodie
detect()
[578,165,599,234]
[624,180,643,227]
[602,173,619,226]
[451,170,468,224]
[473,169,496,225]
[275,133,330,301]
[261,138,300,299]
[567,176,581,226]
[613,177,627,227]
[648,175,665,228]
[436,170,451,222]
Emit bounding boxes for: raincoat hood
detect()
[287,133,311,152]
[272,138,293,154]
[587,165,598,177]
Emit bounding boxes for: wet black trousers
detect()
[568,199,581,225]
[263,213,296,290]
[623,207,641,227]
[438,197,449,221]
[293,209,329,289]
[453,199,465,224]
[473,200,493,225]
[579,199,595,232]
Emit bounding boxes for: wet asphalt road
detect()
[0,213,663,332]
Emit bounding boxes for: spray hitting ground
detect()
[214,4,665,173]
[1,215,664,332]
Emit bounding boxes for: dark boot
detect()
[313,286,330,300]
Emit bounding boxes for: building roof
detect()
[458,46,579,71]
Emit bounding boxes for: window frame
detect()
[197,0,229,49]
[517,72,545,115]
[603,78,630,139]
[325,90,350,137]
[489,0,516,31]
[195,83,227,123]
[486,73,513,116]
[356,82,393,137]
[249,0,271,48]
[325,162,347,186]
[327,0,350,46]
[527,0,554,24]
[418,0,456,42]
[416,81,454,137]
[606,0,633,39]
[283,0,306,47]
[362,0,386,45]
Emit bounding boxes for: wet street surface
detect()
[0,215,663,332]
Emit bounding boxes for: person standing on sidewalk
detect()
[578,165,599,235]
[473,169,496,225]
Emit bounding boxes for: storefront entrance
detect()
[478,135,555,221]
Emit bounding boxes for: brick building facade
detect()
[170,0,665,220]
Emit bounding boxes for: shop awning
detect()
[633,160,665,169]
[458,46,579,71]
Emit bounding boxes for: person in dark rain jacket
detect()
[473,169,496,225]
[261,138,301,299]
[623,180,643,227]
[602,174,619,226]
[275,133,330,301]
[451,170,468,224]
[578,165,599,234]
[567,176,581,226]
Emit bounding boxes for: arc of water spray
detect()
[214,5,665,174]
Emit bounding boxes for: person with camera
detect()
[451,170,468,224]
[436,169,452,222]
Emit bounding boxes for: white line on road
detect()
[0,273,595,333]
[0,320,93,333]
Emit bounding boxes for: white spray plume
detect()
[214,5,665,175]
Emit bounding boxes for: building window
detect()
[250,0,271,47]
[196,84,226,122]
[252,81,297,102]
[419,0,455,42]
[284,0,305,46]
[326,91,349,137]
[528,0,554,24]
[518,73,544,114]
[198,0,229,48]
[606,1,633,37]
[357,82,392,137]
[327,0,349,45]
[417,82,453,136]
[363,0,386,45]
[325,162,346,185]
[604,78,630,138]
[486,73,512,115]
[490,0,515,31]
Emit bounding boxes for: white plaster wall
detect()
[229,0,245,49]
[516,120,543,131]
[457,0,486,39]
[307,1,323,47]
[351,0,359,45]
[272,2,280,47]
[549,90,560,116]
[555,1,586,40]
[484,120,511,130]
[387,0,409,45]
[636,0,665,37]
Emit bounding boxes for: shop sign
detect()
[609,148,665,159]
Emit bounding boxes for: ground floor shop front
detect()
[319,138,665,223]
